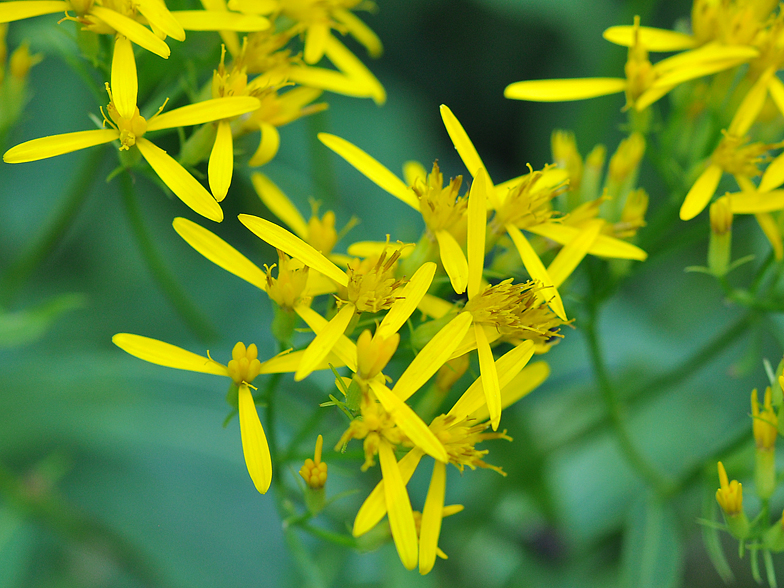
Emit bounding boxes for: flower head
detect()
[716,461,743,516]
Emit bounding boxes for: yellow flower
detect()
[299,434,327,489]
[2,37,262,222]
[505,16,758,112]
[752,387,778,451]
[716,461,743,516]
[112,334,272,494]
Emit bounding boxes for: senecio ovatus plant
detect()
[9,0,784,580]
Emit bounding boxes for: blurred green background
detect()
[3,0,783,586]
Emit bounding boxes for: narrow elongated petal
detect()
[318,133,418,210]
[346,241,414,259]
[259,349,345,373]
[172,217,267,290]
[0,1,67,23]
[136,138,223,222]
[248,121,279,167]
[89,6,171,58]
[287,66,379,100]
[3,129,118,163]
[654,43,758,76]
[354,448,424,537]
[323,34,386,105]
[602,25,696,51]
[369,380,447,463]
[111,36,138,120]
[495,168,568,205]
[250,173,308,238]
[449,341,536,421]
[417,294,454,320]
[435,230,468,295]
[239,215,348,286]
[527,223,647,260]
[333,8,382,58]
[727,191,784,213]
[634,82,678,111]
[760,152,784,192]
[756,212,783,260]
[448,323,501,360]
[136,0,185,40]
[440,105,495,199]
[294,305,358,372]
[209,120,233,201]
[377,262,436,339]
[304,22,329,64]
[419,460,446,575]
[378,440,419,571]
[474,324,501,430]
[471,360,549,422]
[226,0,277,13]
[504,78,626,101]
[295,304,355,381]
[173,9,269,30]
[653,54,757,90]
[768,76,784,118]
[238,384,272,494]
[403,160,427,186]
[392,313,473,402]
[728,67,773,136]
[112,333,229,376]
[146,96,261,131]
[467,168,488,299]
[680,163,722,220]
[506,224,566,320]
[547,220,603,287]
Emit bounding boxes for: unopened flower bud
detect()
[708,197,733,276]
[9,41,42,80]
[716,461,749,538]
[752,387,778,499]
[551,130,583,191]
[356,329,400,381]
[227,342,262,386]
[299,434,328,506]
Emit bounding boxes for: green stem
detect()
[583,306,676,496]
[0,461,171,587]
[119,172,217,343]
[0,148,106,307]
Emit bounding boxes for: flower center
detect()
[345,249,406,314]
[226,342,262,386]
[265,250,309,309]
[412,162,467,234]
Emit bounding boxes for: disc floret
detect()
[226,342,262,386]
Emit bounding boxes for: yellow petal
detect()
[634,82,678,111]
[259,348,345,374]
[287,66,381,100]
[768,76,784,119]
[547,220,603,287]
[403,160,427,186]
[238,384,272,494]
[377,262,436,339]
[208,120,233,202]
[239,214,348,286]
[112,333,229,376]
[471,360,548,422]
[392,313,473,402]
[172,217,267,290]
[466,167,488,299]
[135,0,185,41]
[474,324,501,430]
[756,212,784,260]
[146,96,261,131]
[333,8,382,58]
[248,121,279,167]
[506,224,567,320]
[304,22,329,64]
[89,6,170,58]
[760,152,784,192]
[317,133,418,210]
[226,0,276,13]
[680,163,722,220]
[602,25,696,51]
[378,440,419,571]
[495,168,568,206]
[172,9,269,31]
[448,340,535,421]
[527,222,647,260]
[435,230,468,295]
[346,241,414,259]
[653,49,758,89]
[136,138,223,222]
[728,67,773,136]
[439,104,495,200]
[3,129,118,163]
[0,1,67,22]
[504,78,626,101]
[354,448,424,537]
[250,173,308,239]
[727,190,784,213]
[295,304,355,381]
[417,294,454,320]
[111,36,138,120]
[323,34,386,105]
[294,305,358,372]
[369,380,447,463]
[419,460,446,575]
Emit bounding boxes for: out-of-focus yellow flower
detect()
[112,335,272,494]
[753,387,778,450]
[716,461,743,516]
[2,37,262,221]
[299,434,328,489]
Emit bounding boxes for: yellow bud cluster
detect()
[307,209,338,256]
[752,387,778,451]
[356,329,400,381]
[551,130,584,191]
[227,342,262,386]
[608,133,646,184]
[299,435,328,490]
[266,251,309,310]
[716,461,743,516]
[709,197,733,236]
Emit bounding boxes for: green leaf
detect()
[0,293,84,348]
[620,492,684,588]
